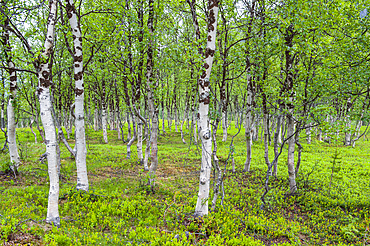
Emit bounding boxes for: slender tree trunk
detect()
[147,0,159,190]
[263,107,270,170]
[137,121,143,165]
[101,80,108,144]
[94,101,99,131]
[161,103,165,134]
[344,117,351,146]
[287,112,297,193]
[37,0,60,227]
[273,111,283,176]
[295,134,303,179]
[66,0,88,191]
[194,0,219,217]
[117,109,121,140]
[126,109,136,159]
[30,116,37,143]
[126,111,131,141]
[243,81,253,172]
[180,95,188,144]
[211,119,221,211]
[2,14,20,172]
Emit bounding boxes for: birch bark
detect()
[194,0,219,217]
[146,0,159,189]
[37,0,60,226]
[243,78,253,172]
[2,13,20,173]
[285,25,297,193]
[102,80,108,144]
[66,0,89,191]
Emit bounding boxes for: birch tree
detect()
[37,0,60,226]
[194,0,219,217]
[1,8,20,173]
[65,0,89,191]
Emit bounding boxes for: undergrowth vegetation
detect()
[0,122,369,245]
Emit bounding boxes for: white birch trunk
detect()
[66,0,89,191]
[110,108,115,130]
[102,104,108,144]
[116,109,121,139]
[344,117,351,146]
[273,114,283,176]
[7,66,20,172]
[287,112,297,193]
[174,107,178,132]
[3,16,20,172]
[126,111,136,159]
[30,116,38,143]
[222,111,227,142]
[37,0,60,226]
[181,107,187,144]
[352,118,363,147]
[126,111,131,142]
[243,85,252,172]
[194,0,219,217]
[146,0,159,189]
[137,122,144,166]
[7,95,20,172]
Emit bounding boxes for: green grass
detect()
[0,120,369,245]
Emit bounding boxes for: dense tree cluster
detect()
[0,0,369,226]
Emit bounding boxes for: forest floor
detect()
[0,122,369,245]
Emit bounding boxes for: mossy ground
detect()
[0,121,369,245]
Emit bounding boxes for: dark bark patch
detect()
[74,71,83,81]
[205,48,215,58]
[75,88,84,96]
[204,63,210,69]
[201,70,207,79]
[10,76,16,82]
[204,79,210,87]
[42,71,49,80]
[75,63,80,68]
[208,35,212,41]
[79,37,82,42]
[209,0,218,9]
[39,78,51,88]
[37,87,43,95]
[197,113,200,119]
[9,85,17,92]
[75,55,83,62]
[209,9,216,25]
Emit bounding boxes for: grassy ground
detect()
[0,121,369,245]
